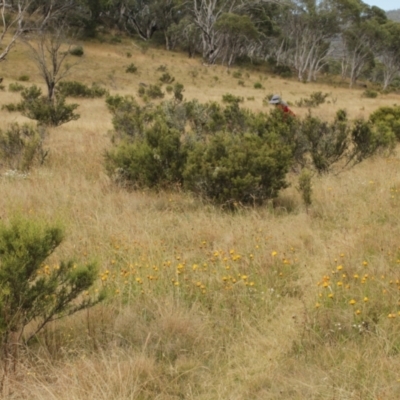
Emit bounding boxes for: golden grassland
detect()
[1,37,400,399]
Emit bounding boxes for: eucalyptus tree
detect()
[333,0,387,86]
[119,0,158,40]
[0,0,31,62]
[277,0,340,81]
[192,0,282,64]
[166,15,201,56]
[215,13,259,66]
[107,0,184,44]
[0,0,80,63]
[153,0,186,49]
[374,21,400,89]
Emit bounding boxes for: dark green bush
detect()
[125,63,138,73]
[183,132,291,206]
[1,102,24,112]
[159,72,175,84]
[254,82,263,89]
[273,64,292,78]
[350,119,395,163]
[19,86,80,127]
[18,75,29,82]
[222,93,244,104]
[137,84,164,100]
[173,83,184,103]
[105,118,186,189]
[146,84,164,99]
[362,89,378,98]
[57,81,108,98]
[369,106,400,140]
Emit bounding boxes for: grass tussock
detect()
[0,37,400,399]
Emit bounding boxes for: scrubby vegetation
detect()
[3,85,80,126]
[0,123,48,171]
[57,81,108,98]
[104,95,395,205]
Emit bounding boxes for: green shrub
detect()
[297,168,313,210]
[69,45,84,57]
[156,64,167,72]
[146,84,164,99]
[138,86,146,97]
[19,85,80,126]
[1,102,24,112]
[369,106,400,140]
[238,80,245,86]
[17,75,29,82]
[273,64,292,78]
[253,82,263,89]
[222,93,244,104]
[173,82,184,103]
[125,63,138,73]
[350,119,395,162]
[137,84,164,100]
[159,72,175,84]
[232,71,242,79]
[57,81,108,98]
[0,123,48,171]
[298,110,395,173]
[296,92,329,108]
[0,216,102,376]
[362,89,378,98]
[105,119,186,189]
[8,82,24,92]
[166,85,173,94]
[183,132,292,207]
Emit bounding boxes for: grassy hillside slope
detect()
[1,38,400,399]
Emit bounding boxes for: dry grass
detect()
[1,36,400,399]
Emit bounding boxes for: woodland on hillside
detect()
[1,0,400,90]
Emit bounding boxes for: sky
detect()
[362,0,399,11]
